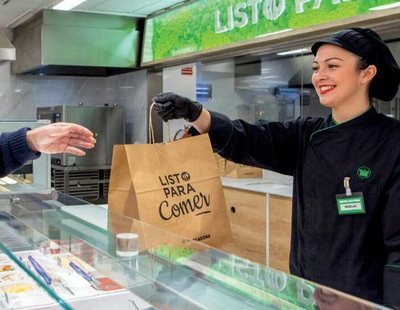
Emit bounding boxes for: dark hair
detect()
[312,28,400,101]
[357,58,369,71]
[356,58,373,100]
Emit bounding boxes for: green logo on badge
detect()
[357,166,371,179]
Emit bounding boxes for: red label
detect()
[181,66,193,75]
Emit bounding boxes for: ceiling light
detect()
[256,29,292,38]
[369,2,400,10]
[258,75,278,79]
[53,0,87,11]
[277,48,310,56]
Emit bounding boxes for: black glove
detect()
[153,92,203,122]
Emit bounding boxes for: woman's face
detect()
[312,44,367,109]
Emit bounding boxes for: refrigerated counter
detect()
[0,190,389,309]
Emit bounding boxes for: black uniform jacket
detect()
[205,107,400,308]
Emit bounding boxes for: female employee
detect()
[0,122,96,177]
[153,28,400,308]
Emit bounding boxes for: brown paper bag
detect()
[108,134,232,248]
[224,160,262,178]
[214,153,227,176]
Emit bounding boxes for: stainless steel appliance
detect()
[37,105,125,203]
[37,105,125,167]
[12,10,140,76]
[0,30,15,64]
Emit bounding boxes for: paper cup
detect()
[116,233,139,257]
[49,242,60,255]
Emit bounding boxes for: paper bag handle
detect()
[149,102,156,144]
[149,102,172,144]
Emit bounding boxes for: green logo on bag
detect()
[357,166,371,179]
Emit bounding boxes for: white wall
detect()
[200,60,247,119]
[162,63,197,141]
[0,63,148,143]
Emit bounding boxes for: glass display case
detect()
[0,190,389,309]
[0,121,51,193]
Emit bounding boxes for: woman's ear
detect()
[361,64,377,84]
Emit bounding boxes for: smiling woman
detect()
[152,27,400,308]
[311,44,375,122]
[311,28,399,122]
[311,28,400,102]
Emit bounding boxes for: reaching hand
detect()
[26,122,96,156]
[153,92,203,122]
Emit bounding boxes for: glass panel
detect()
[0,121,51,193]
[197,39,400,122]
[197,52,332,124]
[0,212,72,309]
[0,191,388,309]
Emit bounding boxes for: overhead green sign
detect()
[142,0,400,64]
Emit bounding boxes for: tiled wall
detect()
[0,63,148,143]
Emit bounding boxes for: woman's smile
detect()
[319,85,336,95]
[311,44,371,117]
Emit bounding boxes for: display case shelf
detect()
[0,191,389,309]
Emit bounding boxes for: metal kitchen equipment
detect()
[12,9,141,76]
[37,105,125,203]
[0,30,15,64]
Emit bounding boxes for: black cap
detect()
[311,28,400,101]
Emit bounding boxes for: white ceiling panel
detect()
[75,0,187,16]
[0,0,60,27]
[133,0,185,16]
[0,0,190,28]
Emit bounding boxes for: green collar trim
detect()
[310,105,372,142]
[386,264,400,269]
[333,105,372,125]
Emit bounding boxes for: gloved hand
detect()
[26,122,96,156]
[153,92,203,122]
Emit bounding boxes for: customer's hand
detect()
[153,92,203,122]
[26,122,96,156]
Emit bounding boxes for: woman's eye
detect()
[312,67,319,72]
[328,64,338,69]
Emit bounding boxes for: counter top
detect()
[61,204,108,230]
[221,177,293,198]
[59,180,293,229]
[0,192,381,310]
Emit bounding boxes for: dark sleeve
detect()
[382,155,400,309]
[0,128,41,177]
[205,111,301,176]
[382,167,400,309]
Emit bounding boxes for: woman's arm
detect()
[0,128,40,177]
[191,109,211,134]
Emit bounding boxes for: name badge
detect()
[336,192,365,215]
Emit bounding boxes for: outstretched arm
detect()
[0,123,96,177]
[26,122,96,156]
